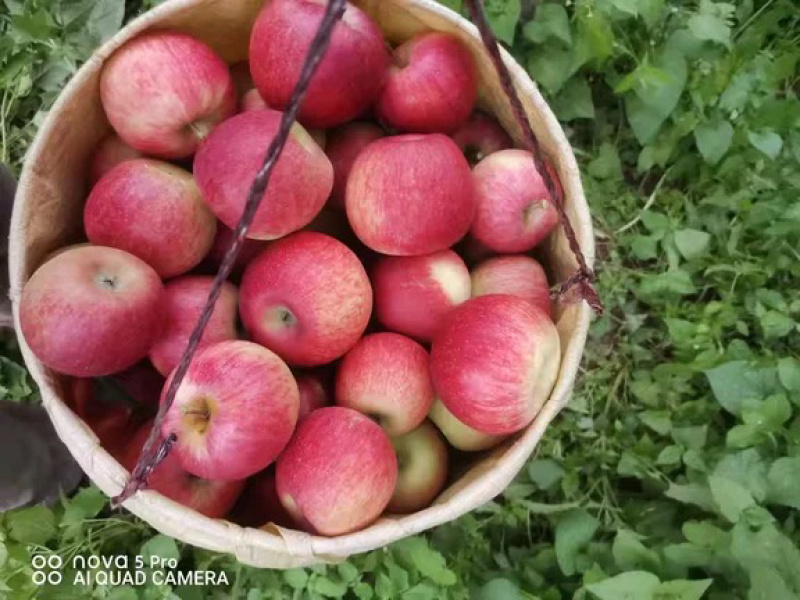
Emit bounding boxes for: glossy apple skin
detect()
[470,149,559,253]
[194,110,333,240]
[376,32,476,134]
[276,407,397,536]
[451,111,513,164]
[388,420,448,513]
[471,255,551,318]
[20,245,164,377]
[430,295,560,435]
[336,333,434,436]
[296,373,330,420]
[124,420,244,519]
[161,340,299,481]
[240,232,372,367]
[249,0,389,128]
[372,250,470,342]
[149,276,238,377]
[84,159,217,278]
[229,467,295,528]
[428,398,506,452]
[202,223,270,279]
[90,134,143,184]
[346,134,476,255]
[325,122,383,209]
[100,31,236,158]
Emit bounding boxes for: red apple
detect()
[161,340,299,481]
[471,255,551,318]
[471,149,559,253]
[325,122,384,209]
[241,88,269,111]
[20,245,164,377]
[229,468,295,528]
[90,134,143,184]
[202,223,270,279]
[100,31,236,158]
[451,111,513,164]
[194,109,333,240]
[249,0,389,128]
[346,134,476,255]
[149,276,238,377]
[276,407,397,535]
[124,420,245,519]
[376,32,476,134]
[296,373,330,420]
[240,232,372,366]
[430,295,560,435]
[84,159,217,278]
[372,250,470,342]
[428,398,506,452]
[388,420,448,513]
[336,332,434,435]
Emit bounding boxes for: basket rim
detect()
[9,0,594,567]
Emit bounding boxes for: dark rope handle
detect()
[464,0,602,315]
[112,0,348,507]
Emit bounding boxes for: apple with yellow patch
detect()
[101,31,236,158]
[428,398,507,452]
[372,249,470,342]
[388,420,448,513]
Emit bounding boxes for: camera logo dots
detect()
[31,554,63,585]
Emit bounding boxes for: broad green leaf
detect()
[767,457,800,509]
[664,483,715,512]
[354,582,374,600]
[674,229,711,259]
[528,46,574,94]
[694,120,734,165]
[631,235,659,260]
[402,583,439,600]
[748,565,796,600]
[5,506,56,545]
[638,0,666,29]
[625,47,686,143]
[657,445,683,465]
[778,358,800,391]
[311,576,347,598]
[475,578,523,600]
[62,486,107,523]
[555,509,599,576]
[553,76,595,121]
[655,579,712,600]
[600,0,638,17]
[709,475,756,522]
[586,571,660,600]
[687,13,731,46]
[394,537,456,586]
[714,449,769,502]
[612,530,661,572]
[759,311,795,339]
[86,0,125,45]
[523,4,572,46]
[283,569,309,590]
[485,0,521,45]
[528,458,565,490]
[640,410,672,435]
[704,362,779,416]
[682,520,730,549]
[638,270,696,299]
[731,522,800,595]
[140,535,180,563]
[663,543,713,568]
[337,562,359,583]
[0,541,7,569]
[748,130,783,159]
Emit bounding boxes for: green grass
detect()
[1,0,799,598]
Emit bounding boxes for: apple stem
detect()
[112,0,349,508]
[464,0,603,315]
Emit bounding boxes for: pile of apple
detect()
[19,0,562,536]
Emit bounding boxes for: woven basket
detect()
[9,0,594,568]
